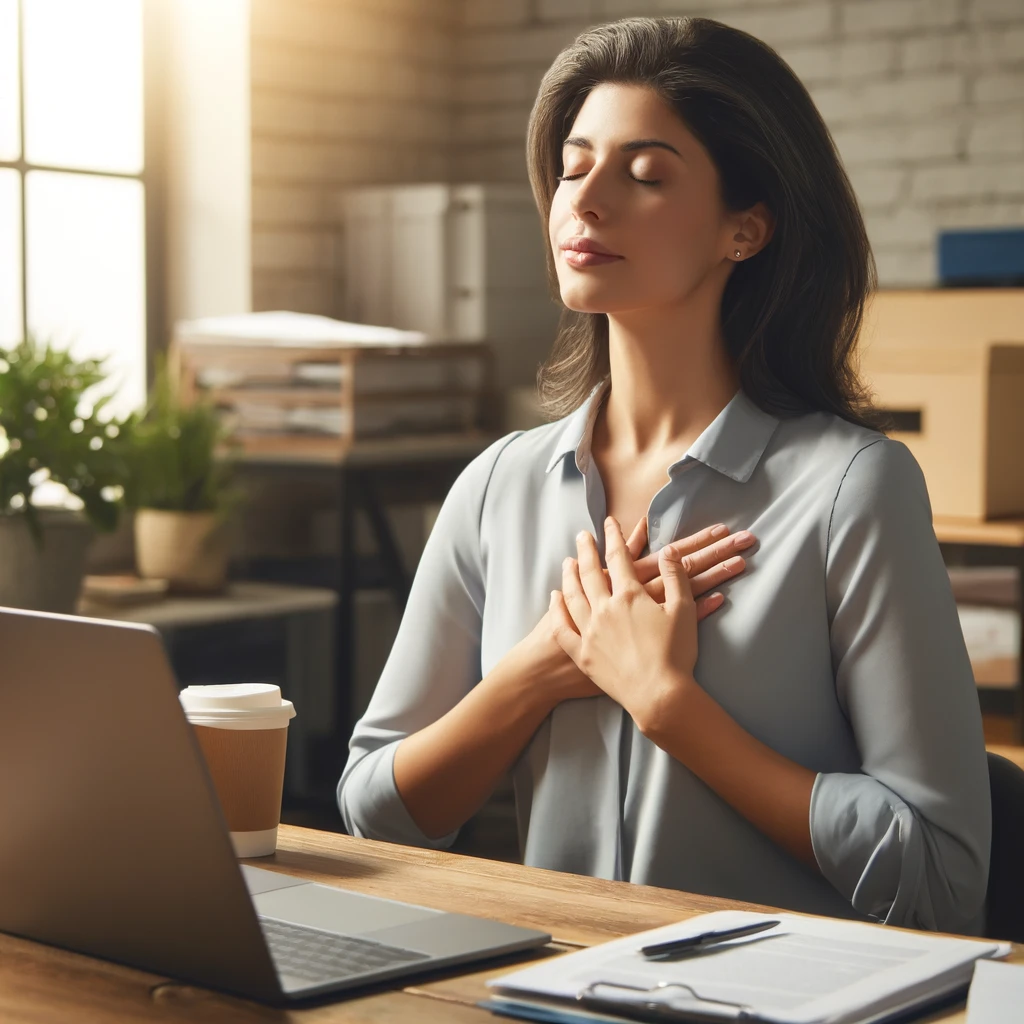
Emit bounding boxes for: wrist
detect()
[487,644,560,720]
[632,670,696,743]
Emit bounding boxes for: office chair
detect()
[985,752,1024,943]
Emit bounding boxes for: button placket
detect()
[651,459,695,549]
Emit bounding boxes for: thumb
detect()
[658,545,694,613]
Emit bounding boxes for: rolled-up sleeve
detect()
[336,432,520,848]
[811,437,991,932]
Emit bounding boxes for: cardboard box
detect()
[858,290,1024,519]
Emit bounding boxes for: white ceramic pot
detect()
[0,509,94,612]
[134,509,228,593]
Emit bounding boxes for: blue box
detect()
[939,227,1024,286]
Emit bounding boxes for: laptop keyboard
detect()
[259,916,431,984]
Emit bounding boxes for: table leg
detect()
[1016,550,1024,745]
[357,469,411,609]
[284,609,336,804]
[335,465,355,751]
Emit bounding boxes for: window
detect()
[0,0,148,416]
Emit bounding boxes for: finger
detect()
[689,555,747,598]
[576,530,610,608]
[647,555,747,602]
[639,529,754,586]
[625,515,648,560]
[634,523,731,582]
[549,590,583,662]
[633,527,755,586]
[695,591,724,622]
[659,544,695,614]
[603,517,641,595]
[630,524,729,581]
[672,522,731,557]
[644,581,724,615]
[561,556,591,630]
[661,529,755,579]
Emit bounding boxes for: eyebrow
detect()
[562,136,682,157]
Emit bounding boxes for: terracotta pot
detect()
[134,509,228,593]
[0,509,94,613]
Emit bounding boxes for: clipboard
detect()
[483,910,1012,1024]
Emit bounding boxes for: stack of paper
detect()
[175,311,431,348]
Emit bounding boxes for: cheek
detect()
[637,203,709,266]
[548,190,572,255]
[628,203,723,296]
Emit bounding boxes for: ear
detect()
[731,201,775,259]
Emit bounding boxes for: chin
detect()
[558,287,635,315]
[557,280,610,312]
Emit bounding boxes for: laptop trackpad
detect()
[253,882,440,936]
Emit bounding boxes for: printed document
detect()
[488,910,1011,1024]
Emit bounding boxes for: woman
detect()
[338,17,991,934]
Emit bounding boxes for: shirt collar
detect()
[544,380,779,483]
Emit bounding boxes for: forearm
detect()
[639,676,817,868]
[393,657,556,840]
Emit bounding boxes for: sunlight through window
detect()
[22,0,143,174]
[1,0,148,417]
[0,169,21,345]
[26,171,146,415]
[0,0,19,162]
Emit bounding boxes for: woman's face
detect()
[549,82,750,317]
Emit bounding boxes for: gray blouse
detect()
[338,383,991,934]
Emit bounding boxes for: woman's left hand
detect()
[549,516,698,735]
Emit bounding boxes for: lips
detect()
[559,236,622,257]
[559,235,624,269]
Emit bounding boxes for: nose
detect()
[567,163,611,222]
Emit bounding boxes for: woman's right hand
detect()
[506,519,756,710]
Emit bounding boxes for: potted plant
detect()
[122,363,238,592]
[0,336,130,612]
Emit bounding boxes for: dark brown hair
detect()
[527,16,880,428]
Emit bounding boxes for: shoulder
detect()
[834,434,926,509]
[822,431,932,565]
[769,408,886,471]
[448,415,574,510]
[761,410,929,531]
[769,411,923,500]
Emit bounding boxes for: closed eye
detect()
[557,171,661,186]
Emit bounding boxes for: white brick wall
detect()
[250,0,459,315]
[251,1,1024,302]
[452,0,1024,286]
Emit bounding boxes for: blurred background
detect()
[2,0,1024,857]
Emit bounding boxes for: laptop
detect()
[0,606,550,1005]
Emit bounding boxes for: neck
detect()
[598,289,739,458]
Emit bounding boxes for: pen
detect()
[639,919,781,960]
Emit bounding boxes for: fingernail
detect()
[710,524,728,538]
[577,530,589,543]
[725,556,743,570]
[734,530,753,544]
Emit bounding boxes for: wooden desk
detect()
[0,826,1018,1023]
[935,515,1024,742]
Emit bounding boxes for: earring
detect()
[734,249,742,259]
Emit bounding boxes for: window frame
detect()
[0,0,164,385]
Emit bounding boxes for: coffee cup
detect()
[179,683,296,858]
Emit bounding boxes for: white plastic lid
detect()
[179,683,295,729]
